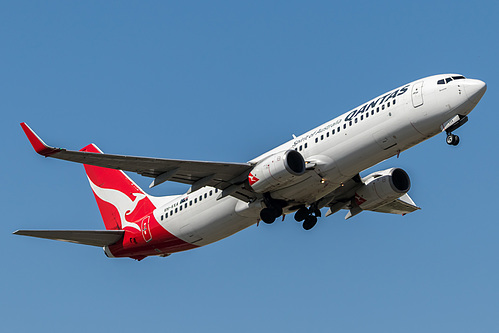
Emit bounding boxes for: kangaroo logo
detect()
[88,177,147,231]
[248,173,259,186]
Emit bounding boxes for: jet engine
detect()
[248,150,306,193]
[354,168,411,210]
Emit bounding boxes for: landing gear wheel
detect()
[446,133,460,146]
[303,216,318,230]
[260,208,277,224]
[294,207,309,222]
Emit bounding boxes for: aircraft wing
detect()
[369,193,420,215]
[21,123,257,202]
[13,230,125,247]
[323,175,420,219]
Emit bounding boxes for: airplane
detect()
[15,74,487,260]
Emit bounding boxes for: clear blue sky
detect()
[2,1,498,332]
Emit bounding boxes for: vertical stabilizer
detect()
[80,144,156,231]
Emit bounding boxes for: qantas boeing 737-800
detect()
[15,74,486,260]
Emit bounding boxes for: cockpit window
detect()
[438,75,466,85]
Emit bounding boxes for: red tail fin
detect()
[80,144,156,231]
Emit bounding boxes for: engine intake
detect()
[248,150,306,193]
[391,168,411,192]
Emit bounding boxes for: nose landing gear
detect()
[446,133,460,146]
[442,115,467,146]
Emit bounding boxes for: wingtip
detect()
[20,122,61,156]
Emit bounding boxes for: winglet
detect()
[20,122,62,156]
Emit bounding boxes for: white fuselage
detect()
[152,74,486,248]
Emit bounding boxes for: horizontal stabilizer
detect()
[13,230,125,247]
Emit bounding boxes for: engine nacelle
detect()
[355,168,411,210]
[248,150,306,193]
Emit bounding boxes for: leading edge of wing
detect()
[13,230,125,247]
[20,122,254,191]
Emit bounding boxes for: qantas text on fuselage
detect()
[16,74,486,260]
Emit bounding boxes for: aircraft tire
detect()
[446,134,453,145]
[303,216,317,230]
[260,208,276,224]
[446,134,459,146]
[294,207,309,222]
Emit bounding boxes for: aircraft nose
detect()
[464,79,487,104]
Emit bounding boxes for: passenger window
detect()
[199,196,202,201]
[165,213,168,218]
[326,132,329,138]
[376,107,379,113]
[366,112,369,118]
[360,115,363,120]
[170,210,173,216]
[371,110,374,115]
[299,145,302,151]
[332,129,335,134]
[321,135,324,140]
[189,200,192,206]
[354,118,358,123]
[304,143,308,149]
[382,105,385,110]
[393,99,396,105]
[349,121,352,126]
[343,124,346,129]
[175,208,178,213]
[184,203,187,208]
[180,205,183,211]
[337,127,340,133]
[204,193,207,199]
[315,138,318,143]
[210,190,213,196]
[161,215,164,221]
[387,102,390,107]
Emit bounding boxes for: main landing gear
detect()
[294,205,321,230]
[260,206,283,224]
[259,193,286,224]
[446,133,460,146]
[258,194,322,230]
